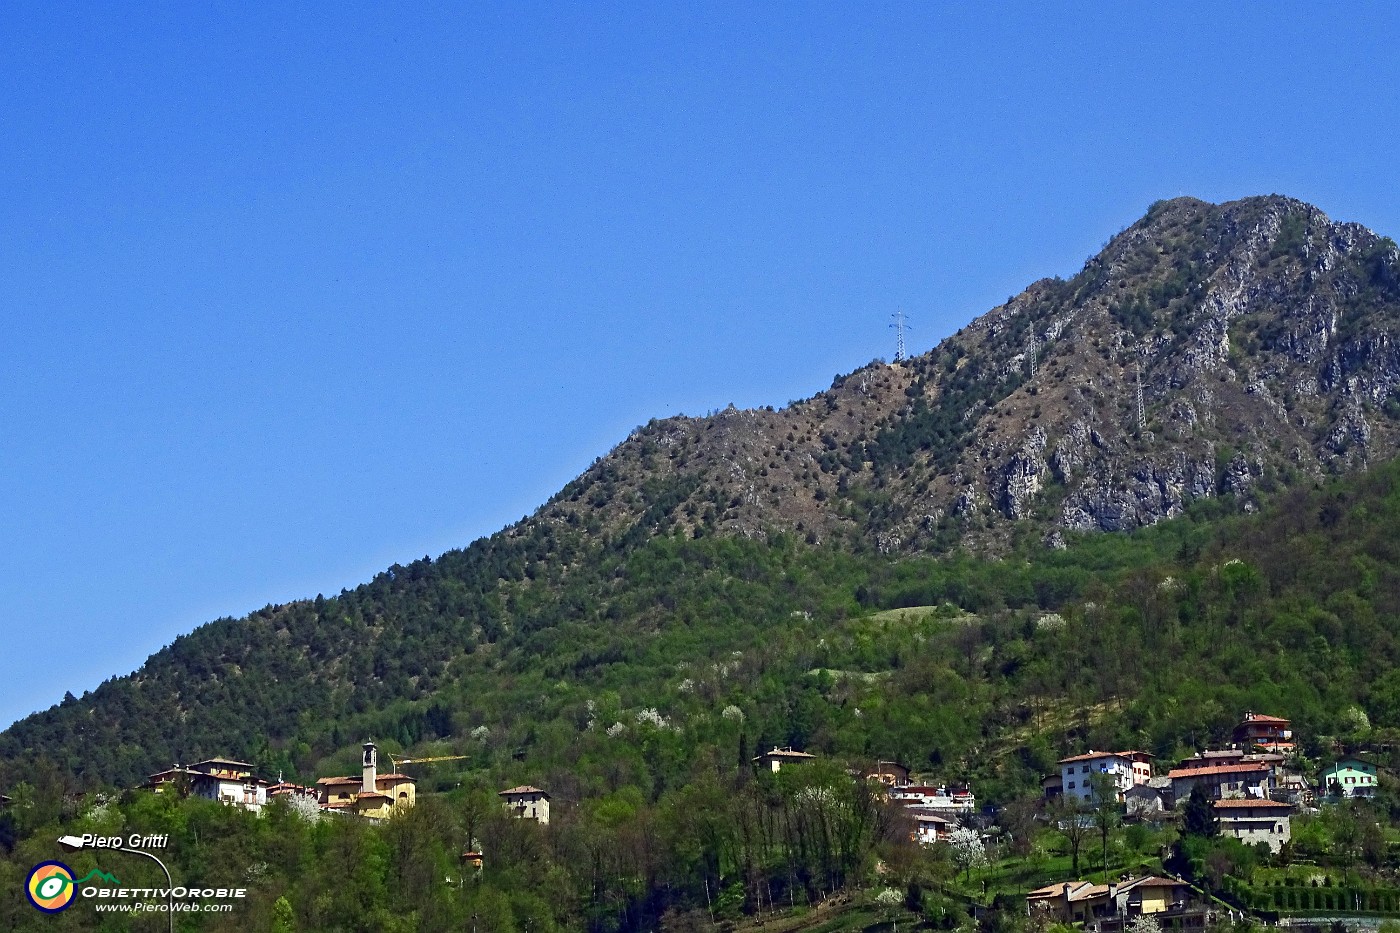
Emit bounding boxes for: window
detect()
[1082,766,1090,774]
[1068,782,1075,789]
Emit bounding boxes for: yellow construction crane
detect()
[386,753,470,772]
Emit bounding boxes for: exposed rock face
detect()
[522,194,1400,554]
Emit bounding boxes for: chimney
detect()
[362,742,378,795]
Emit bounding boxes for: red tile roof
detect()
[1213,798,1292,809]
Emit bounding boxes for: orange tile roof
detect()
[1167,762,1270,778]
[1059,750,1152,764]
[1213,798,1292,809]
[316,776,362,786]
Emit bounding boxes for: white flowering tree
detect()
[284,792,323,824]
[947,827,987,882]
[874,888,905,932]
[1128,914,1161,933]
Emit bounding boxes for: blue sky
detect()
[3,4,1399,730]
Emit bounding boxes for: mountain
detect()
[534,194,1400,553]
[3,194,1400,790]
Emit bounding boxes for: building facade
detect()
[889,784,976,813]
[1213,798,1292,853]
[144,757,270,813]
[1058,751,1153,802]
[1320,758,1379,798]
[313,742,416,820]
[1027,876,1202,927]
[753,747,816,772]
[500,785,550,824]
[1167,762,1271,802]
[1234,712,1294,753]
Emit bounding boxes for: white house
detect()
[1058,751,1153,803]
[753,747,816,772]
[908,809,955,845]
[145,757,270,814]
[500,785,551,824]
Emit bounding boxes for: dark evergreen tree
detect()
[1183,785,1219,838]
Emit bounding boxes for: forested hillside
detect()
[8,451,1400,931]
[8,445,1400,800]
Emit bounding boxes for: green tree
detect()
[272,895,297,933]
[1051,795,1091,876]
[1182,786,1218,838]
[1087,772,1121,880]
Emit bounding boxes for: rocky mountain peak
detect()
[522,195,1400,555]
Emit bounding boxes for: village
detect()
[105,708,1397,929]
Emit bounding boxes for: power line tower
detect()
[890,310,909,362]
[1026,330,1039,378]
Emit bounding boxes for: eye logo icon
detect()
[26,861,76,912]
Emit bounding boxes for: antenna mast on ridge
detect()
[1135,360,1146,432]
[890,310,909,363]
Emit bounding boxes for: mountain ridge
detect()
[517,193,1400,554]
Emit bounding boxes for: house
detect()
[1027,875,1204,928]
[1167,761,1271,802]
[1125,781,1168,818]
[267,780,315,801]
[889,784,976,813]
[314,742,416,820]
[1234,712,1294,754]
[753,747,816,772]
[1058,751,1154,802]
[460,850,484,872]
[1175,749,1246,770]
[1042,773,1064,799]
[500,785,550,824]
[1320,758,1379,798]
[1213,798,1292,853]
[144,757,271,813]
[908,809,956,845]
[864,761,911,787]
